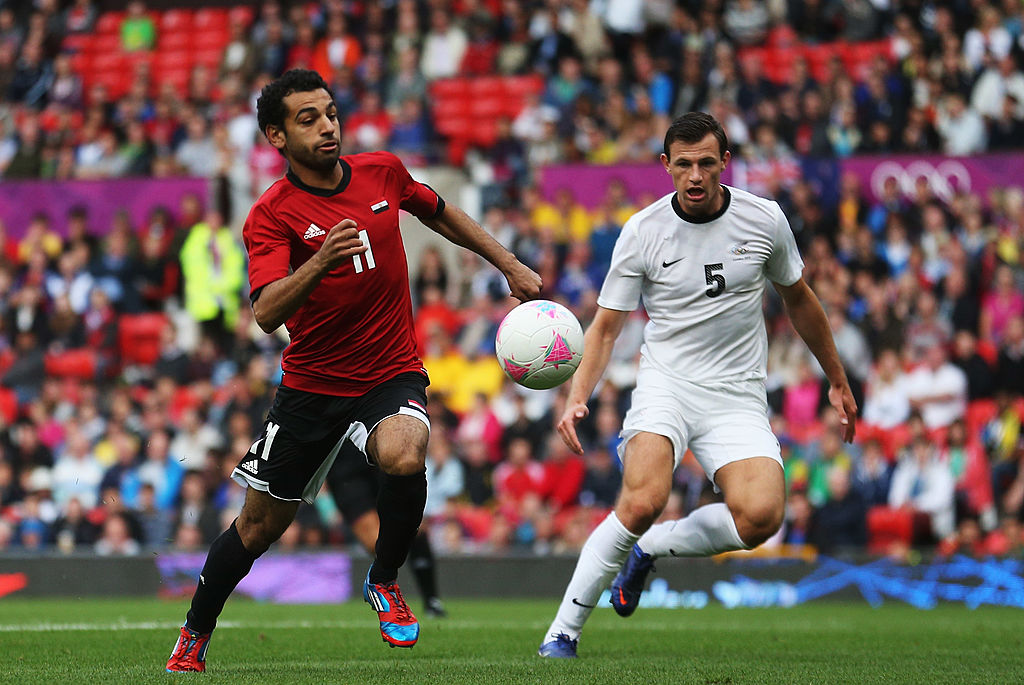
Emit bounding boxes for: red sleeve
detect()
[381,151,444,220]
[242,200,292,294]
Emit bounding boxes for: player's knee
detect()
[378,451,425,476]
[236,512,291,554]
[733,499,784,548]
[616,489,667,533]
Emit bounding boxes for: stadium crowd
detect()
[0,0,1022,559]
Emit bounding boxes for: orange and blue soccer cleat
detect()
[363,572,420,648]
[166,625,211,672]
[537,632,578,658]
[609,544,655,617]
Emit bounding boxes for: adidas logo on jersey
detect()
[303,223,326,240]
[239,459,259,474]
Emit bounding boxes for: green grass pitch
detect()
[0,597,1021,684]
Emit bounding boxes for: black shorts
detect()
[325,440,381,523]
[231,372,429,503]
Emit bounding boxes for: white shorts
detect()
[618,368,782,486]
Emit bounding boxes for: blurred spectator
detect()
[944,418,996,530]
[493,436,544,508]
[120,1,156,52]
[936,91,987,156]
[95,511,141,555]
[905,345,968,430]
[980,265,1024,345]
[51,426,102,508]
[962,5,1012,73]
[539,433,584,512]
[173,470,220,544]
[812,465,867,552]
[424,432,463,519]
[420,9,467,81]
[52,496,99,550]
[578,447,621,508]
[135,481,174,546]
[852,438,892,507]
[179,209,245,350]
[996,316,1024,396]
[312,13,362,77]
[889,437,956,540]
[950,330,995,401]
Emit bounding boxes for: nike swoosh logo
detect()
[662,257,685,268]
[571,598,596,608]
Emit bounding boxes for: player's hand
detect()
[828,381,858,443]
[504,259,542,302]
[315,219,368,271]
[556,401,589,455]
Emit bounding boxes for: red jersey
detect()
[243,151,444,396]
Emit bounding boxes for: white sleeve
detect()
[765,202,804,286]
[597,218,644,312]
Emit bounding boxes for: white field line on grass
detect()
[0,617,758,634]
[0,618,548,633]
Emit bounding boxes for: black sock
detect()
[409,529,439,601]
[185,520,260,633]
[369,470,426,585]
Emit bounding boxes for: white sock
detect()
[637,502,748,557]
[544,512,639,641]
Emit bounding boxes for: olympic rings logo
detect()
[870,160,972,202]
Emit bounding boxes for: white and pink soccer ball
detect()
[495,300,584,390]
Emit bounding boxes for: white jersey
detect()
[597,186,804,383]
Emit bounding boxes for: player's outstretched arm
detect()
[420,204,541,302]
[773,278,858,443]
[252,219,367,332]
[557,306,629,455]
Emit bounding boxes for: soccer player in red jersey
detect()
[167,69,540,672]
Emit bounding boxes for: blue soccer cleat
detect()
[364,572,420,648]
[538,632,578,658]
[609,544,655,617]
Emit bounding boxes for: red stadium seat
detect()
[469,97,505,119]
[433,115,471,138]
[92,70,132,99]
[90,51,127,73]
[94,12,125,35]
[502,75,544,97]
[44,349,97,380]
[118,313,168,366]
[0,387,17,424]
[429,78,471,102]
[158,30,191,52]
[192,30,230,51]
[228,6,255,28]
[468,76,504,97]
[866,506,913,555]
[88,33,123,55]
[61,34,91,53]
[193,8,229,31]
[153,50,193,73]
[160,9,193,32]
[192,48,223,69]
[966,399,998,434]
[69,51,93,74]
[469,119,497,146]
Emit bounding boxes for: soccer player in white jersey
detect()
[538,112,857,658]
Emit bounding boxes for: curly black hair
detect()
[663,112,729,158]
[256,69,334,136]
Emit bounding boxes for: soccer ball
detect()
[495,300,584,390]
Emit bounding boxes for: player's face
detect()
[268,89,341,175]
[661,134,730,217]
